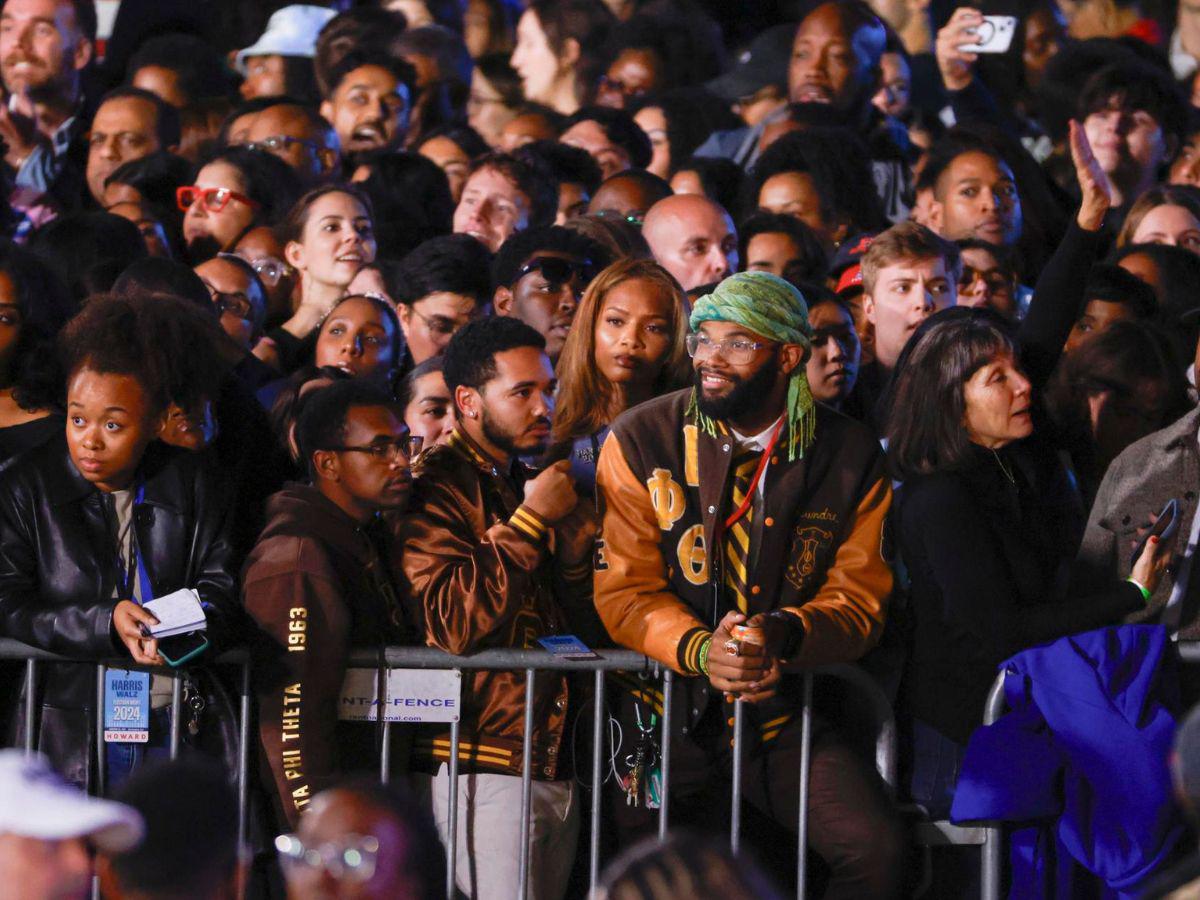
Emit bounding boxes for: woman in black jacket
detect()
[0,293,242,789]
[885,306,1175,819]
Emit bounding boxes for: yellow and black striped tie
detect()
[724,445,761,613]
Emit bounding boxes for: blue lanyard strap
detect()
[114,484,154,604]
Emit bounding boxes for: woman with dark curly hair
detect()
[0,292,243,789]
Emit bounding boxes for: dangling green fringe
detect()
[685,388,719,439]
[785,371,816,461]
[686,377,817,461]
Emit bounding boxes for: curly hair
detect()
[59,293,229,416]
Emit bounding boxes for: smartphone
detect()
[1130,498,1180,569]
[960,15,1018,53]
[157,631,210,668]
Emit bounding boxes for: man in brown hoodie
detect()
[243,380,417,828]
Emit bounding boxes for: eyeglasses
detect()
[275,833,379,883]
[958,266,1014,295]
[685,333,772,365]
[323,434,424,462]
[241,135,320,155]
[201,280,256,321]
[593,209,645,228]
[598,75,649,101]
[409,306,476,337]
[514,256,597,288]
[232,252,292,287]
[215,292,255,321]
[177,185,261,214]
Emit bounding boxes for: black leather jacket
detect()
[0,433,243,786]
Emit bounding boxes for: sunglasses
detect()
[177,185,260,214]
[514,256,597,288]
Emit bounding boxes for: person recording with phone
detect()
[0,293,242,790]
[1074,308,1200,639]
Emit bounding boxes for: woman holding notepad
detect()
[0,293,243,791]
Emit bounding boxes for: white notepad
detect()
[143,589,207,638]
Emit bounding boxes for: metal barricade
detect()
[0,638,254,854]
[2,638,901,900]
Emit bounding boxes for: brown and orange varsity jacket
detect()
[595,389,893,693]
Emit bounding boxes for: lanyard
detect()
[112,484,154,603]
[721,419,784,532]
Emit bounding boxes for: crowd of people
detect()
[5,0,1200,895]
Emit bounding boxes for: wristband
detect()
[1127,577,1152,604]
[697,636,712,676]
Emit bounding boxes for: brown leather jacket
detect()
[396,429,592,779]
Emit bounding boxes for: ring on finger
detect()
[723,639,741,658]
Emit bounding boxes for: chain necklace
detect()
[991,448,1016,485]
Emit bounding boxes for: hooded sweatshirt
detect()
[243,483,410,827]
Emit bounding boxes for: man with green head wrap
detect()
[593,271,905,896]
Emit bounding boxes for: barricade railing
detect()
[0,638,906,900]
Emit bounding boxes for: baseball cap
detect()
[236,5,338,74]
[830,233,876,296]
[0,751,143,852]
[705,24,797,104]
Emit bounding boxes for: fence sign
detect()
[338,668,461,723]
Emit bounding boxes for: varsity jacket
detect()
[594,389,893,735]
[396,429,592,779]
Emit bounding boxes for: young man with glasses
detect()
[491,224,609,364]
[232,100,341,188]
[594,271,904,895]
[244,379,418,828]
[390,234,493,375]
[276,781,444,900]
[398,317,597,900]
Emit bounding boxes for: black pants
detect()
[609,697,907,899]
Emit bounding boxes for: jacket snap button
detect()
[771,456,779,465]
[751,585,761,595]
[727,718,735,727]
[707,505,716,513]
[543,766,553,776]
[555,698,565,710]
[722,444,730,452]
[764,517,774,526]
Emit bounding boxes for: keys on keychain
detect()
[622,706,661,808]
[183,678,206,737]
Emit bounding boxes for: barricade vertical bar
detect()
[730,698,744,852]
[796,674,814,900]
[380,721,392,784]
[658,669,672,840]
[169,675,183,759]
[23,659,36,755]
[237,660,251,854]
[95,665,106,797]
[980,673,1007,900]
[517,669,535,900]
[589,668,605,892]
[446,714,460,900]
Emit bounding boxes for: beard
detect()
[481,407,551,458]
[694,354,781,423]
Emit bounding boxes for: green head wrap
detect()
[687,271,816,461]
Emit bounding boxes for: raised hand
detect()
[1069,119,1113,232]
[936,8,984,92]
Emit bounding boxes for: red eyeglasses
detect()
[176,185,260,214]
